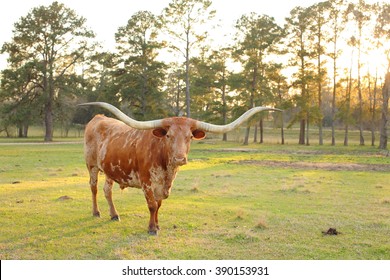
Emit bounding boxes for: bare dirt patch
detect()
[233,160,390,172]
[322,228,341,235]
[57,195,73,201]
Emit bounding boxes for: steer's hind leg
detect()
[88,166,100,217]
[103,176,120,221]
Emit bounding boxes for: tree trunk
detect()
[277,79,285,145]
[23,124,28,138]
[344,123,349,146]
[4,127,11,137]
[306,113,310,146]
[253,124,258,143]
[318,110,323,145]
[298,27,306,146]
[259,118,264,144]
[344,77,351,147]
[317,33,323,146]
[222,133,228,141]
[44,100,54,142]
[249,52,257,145]
[185,32,191,118]
[18,126,23,138]
[379,72,389,150]
[331,39,337,146]
[331,97,336,145]
[176,76,181,116]
[43,63,54,142]
[371,70,378,147]
[141,73,148,119]
[243,126,250,145]
[299,119,305,145]
[358,91,365,146]
[280,113,285,145]
[222,64,227,142]
[357,35,364,146]
[344,55,353,147]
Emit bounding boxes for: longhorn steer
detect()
[80,102,280,235]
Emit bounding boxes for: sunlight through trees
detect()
[0,0,389,148]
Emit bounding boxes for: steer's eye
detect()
[166,133,174,139]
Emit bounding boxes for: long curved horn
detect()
[196,106,282,133]
[78,102,163,129]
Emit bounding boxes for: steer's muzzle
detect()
[154,187,172,200]
[173,156,187,166]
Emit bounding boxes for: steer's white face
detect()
[152,118,206,167]
[140,118,206,200]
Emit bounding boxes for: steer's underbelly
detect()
[101,161,142,189]
[119,182,142,190]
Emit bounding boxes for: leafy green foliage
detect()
[0,0,389,147]
[114,11,167,120]
[1,1,97,141]
[162,0,216,117]
[232,13,283,107]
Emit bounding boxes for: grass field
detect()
[0,134,389,260]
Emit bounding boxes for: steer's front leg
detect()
[143,188,159,235]
[155,199,162,230]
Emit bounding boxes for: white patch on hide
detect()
[119,170,141,189]
[147,165,179,200]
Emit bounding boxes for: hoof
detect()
[148,230,158,236]
[93,212,101,218]
[111,215,120,221]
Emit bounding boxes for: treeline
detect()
[0,0,389,148]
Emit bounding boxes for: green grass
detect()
[0,140,389,260]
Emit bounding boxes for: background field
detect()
[0,130,389,260]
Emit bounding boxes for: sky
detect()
[0,0,326,70]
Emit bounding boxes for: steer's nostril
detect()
[174,157,187,165]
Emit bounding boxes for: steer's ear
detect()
[192,129,206,140]
[152,128,168,138]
